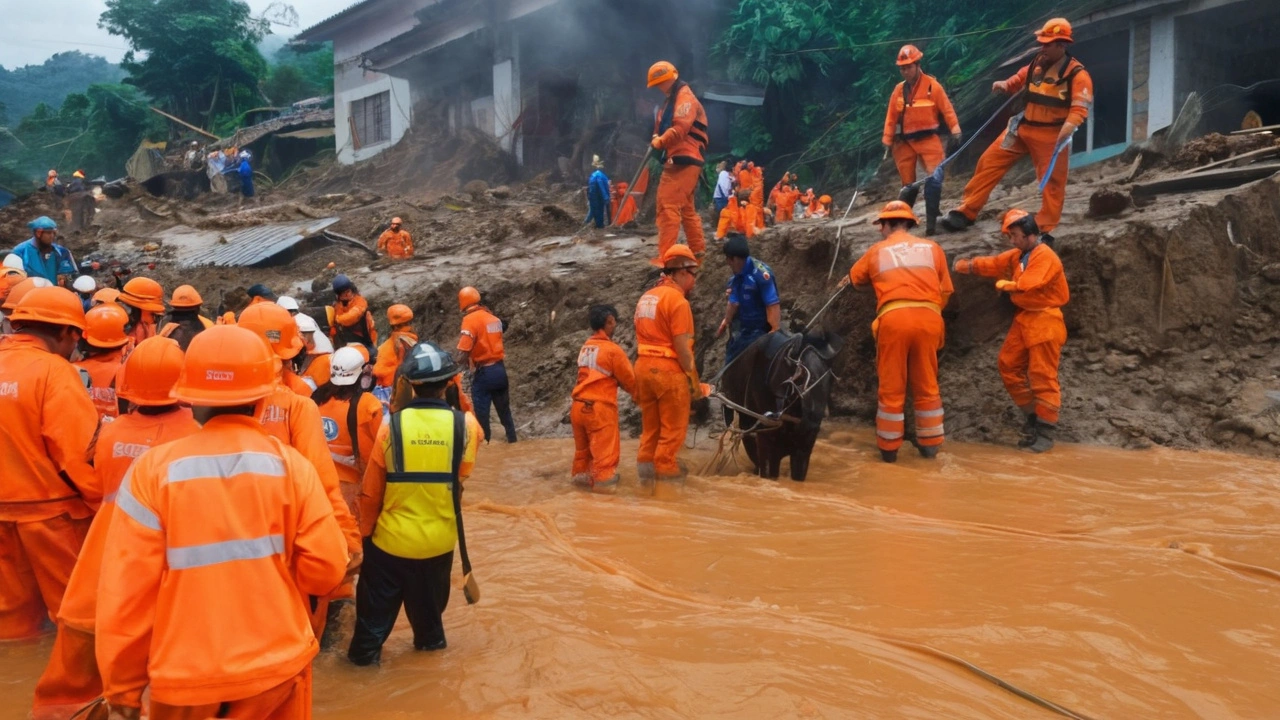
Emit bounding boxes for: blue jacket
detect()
[238,159,253,179]
[588,170,610,205]
[11,238,76,285]
[727,256,779,331]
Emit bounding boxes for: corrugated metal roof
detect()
[294,0,381,41]
[174,217,340,268]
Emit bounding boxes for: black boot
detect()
[1017,414,1038,448]
[925,214,938,236]
[939,210,972,232]
[917,445,939,460]
[1024,421,1056,453]
[880,449,898,463]
[898,184,920,206]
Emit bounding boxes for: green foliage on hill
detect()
[0,52,126,125]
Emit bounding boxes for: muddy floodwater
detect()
[3,426,1279,719]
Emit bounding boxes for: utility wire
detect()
[774,26,1022,56]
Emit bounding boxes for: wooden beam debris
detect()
[1182,145,1280,175]
[149,106,221,141]
[1133,163,1280,198]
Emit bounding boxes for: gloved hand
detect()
[992,80,1009,94]
[1055,122,1077,148]
[651,134,663,150]
[995,280,1018,292]
[953,258,972,274]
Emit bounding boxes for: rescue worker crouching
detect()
[457,286,518,443]
[648,60,709,259]
[717,234,780,363]
[95,326,349,720]
[715,188,761,240]
[634,244,708,485]
[33,337,198,720]
[840,201,953,463]
[350,341,482,665]
[571,305,636,493]
[0,287,98,642]
[953,209,1068,452]
[75,303,132,424]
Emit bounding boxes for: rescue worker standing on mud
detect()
[33,337,198,720]
[717,234,780,363]
[0,287,98,642]
[75,303,132,424]
[587,155,612,229]
[953,209,1069,452]
[571,305,636,493]
[330,274,378,357]
[840,201,953,463]
[377,217,414,260]
[648,61,709,260]
[158,284,213,351]
[884,44,961,234]
[458,286,518,443]
[95,326,349,720]
[118,276,165,345]
[350,341,481,665]
[941,19,1092,244]
[635,244,707,485]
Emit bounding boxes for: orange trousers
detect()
[874,307,945,451]
[150,666,311,720]
[892,135,945,186]
[635,357,690,477]
[656,163,706,257]
[956,123,1069,233]
[0,514,91,640]
[998,314,1066,424]
[571,400,621,483]
[32,625,100,719]
[308,482,361,638]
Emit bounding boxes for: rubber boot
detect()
[1024,421,1056,454]
[917,444,939,460]
[925,214,938,236]
[590,474,619,495]
[1017,414,1038,448]
[939,210,972,232]
[898,184,920,207]
[880,449,898,463]
[571,473,592,488]
[637,462,655,488]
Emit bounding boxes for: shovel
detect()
[825,190,860,281]
[902,93,1020,196]
[452,476,480,604]
[1037,132,1076,192]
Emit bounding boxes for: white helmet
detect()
[295,313,319,333]
[72,275,96,294]
[276,295,299,312]
[2,254,23,271]
[329,346,366,387]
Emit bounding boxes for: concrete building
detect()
[295,0,720,168]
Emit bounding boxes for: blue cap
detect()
[28,216,57,231]
[333,274,353,293]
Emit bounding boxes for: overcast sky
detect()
[0,0,356,69]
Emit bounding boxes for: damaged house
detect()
[294,0,734,172]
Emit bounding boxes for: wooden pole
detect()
[148,106,221,141]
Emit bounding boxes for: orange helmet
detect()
[387,304,414,325]
[874,200,918,227]
[661,244,700,270]
[238,301,304,360]
[169,284,203,309]
[119,277,166,313]
[391,217,403,226]
[458,286,482,312]
[0,267,26,305]
[9,286,88,330]
[92,287,120,306]
[1036,18,1073,44]
[896,44,924,66]
[647,61,678,88]
[1001,208,1032,234]
[819,194,832,204]
[2,277,53,312]
[173,325,277,407]
[84,304,130,348]
[117,336,184,406]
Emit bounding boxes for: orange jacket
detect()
[458,307,505,366]
[377,229,414,259]
[450,373,473,413]
[634,280,694,362]
[318,392,384,487]
[1007,55,1093,128]
[716,201,759,239]
[969,244,1070,342]
[59,407,200,633]
[0,335,100,521]
[331,294,378,347]
[95,414,348,708]
[883,73,961,145]
[75,348,126,422]
[572,330,636,406]
[849,230,954,311]
[299,352,332,390]
[127,315,157,346]
[282,367,313,397]
[258,383,361,553]
[738,169,754,192]
[373,330,417,387]
[749,168,764,206]
[654,82,708,166]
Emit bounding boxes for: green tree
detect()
[99,0,272,128]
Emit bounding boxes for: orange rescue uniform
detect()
[633,280,697,477]
[377,228,414,259]
[75,348,127,423]
[884,73,960,186]
[458,307,505,366]
[715,201,759,239]
[299,352,332,391]
[95,414,348,714]
[330,294,378,348]
[955,56,1093,233]
[571,330,637,485]
[653,82,708,258]
[283,367,314,397]
[127,313,157,346]
[965,244,1069,423]
[373,330,417,387]
[848,230,953,451]
[0,334,100,640]
[34,407,199,717]
[775,188,802,222]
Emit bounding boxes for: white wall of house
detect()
[1147,13,1177,134]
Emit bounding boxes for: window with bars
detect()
[350,91,391,148]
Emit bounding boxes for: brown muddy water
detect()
[3,426,1278,719]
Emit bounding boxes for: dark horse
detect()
[717,330,842,481]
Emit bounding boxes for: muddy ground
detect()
[5,130,1280,457]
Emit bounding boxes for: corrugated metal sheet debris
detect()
[173,217,341,268]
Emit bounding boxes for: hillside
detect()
[0,52,125,124]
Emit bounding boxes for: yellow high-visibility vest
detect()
[372,402,463,559]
